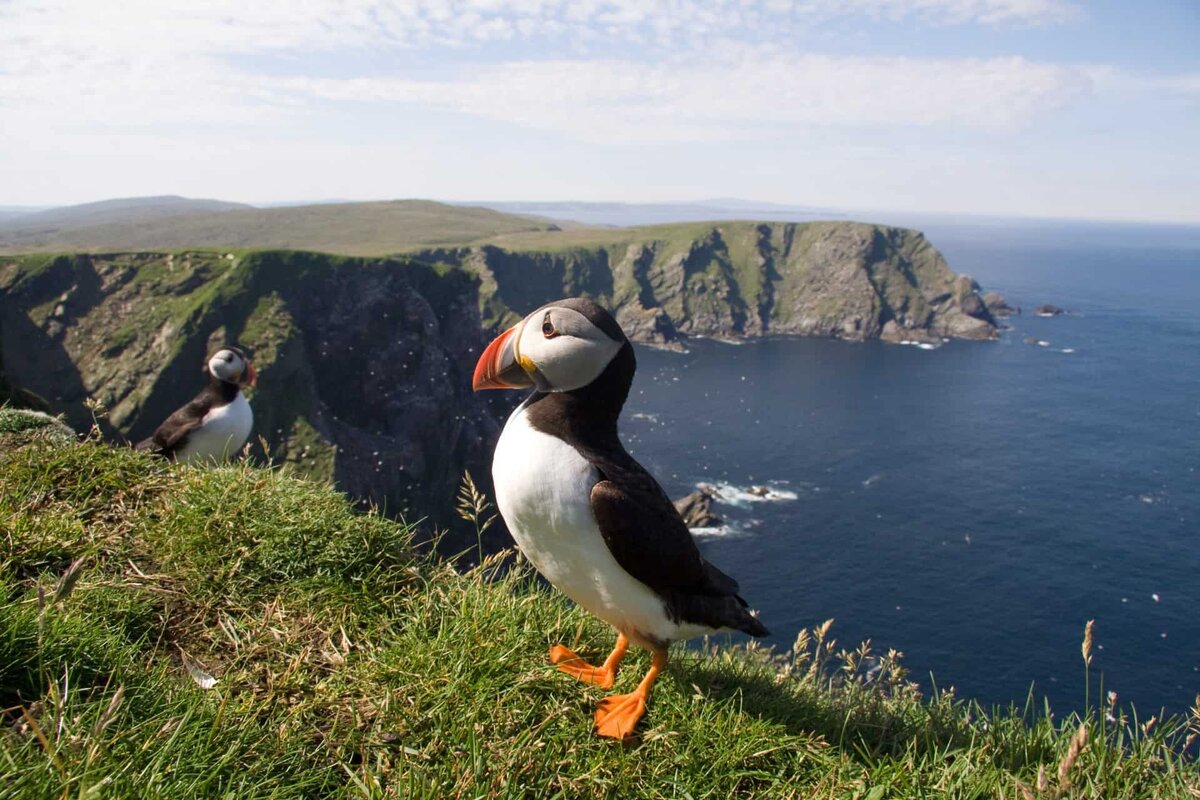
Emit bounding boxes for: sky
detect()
[1,0,1197,223]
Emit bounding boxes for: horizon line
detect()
[3,194,1199,229]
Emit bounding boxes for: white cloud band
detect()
[285,54,1091,143]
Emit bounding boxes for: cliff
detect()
[417,220,997,346]
[0,221,999,531]
[0,250,499,528]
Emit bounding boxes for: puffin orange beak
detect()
[242,362,257,387]
[473,324,535,391]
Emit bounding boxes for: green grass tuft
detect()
[0,408,77,450]
[1,442,1196,798]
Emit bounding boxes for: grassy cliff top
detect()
[0,195,913,261]
[471,218,887,253]
[1,439,1196,798]
[0,200,571,256]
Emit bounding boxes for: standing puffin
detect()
[473,298,767,739]
[137,346,256,464]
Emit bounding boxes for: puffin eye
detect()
[542,314,558,339]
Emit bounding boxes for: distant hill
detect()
[0,195,252,236]
[0,195,845,254]
[0,198,569,255]
[0,206,44,224]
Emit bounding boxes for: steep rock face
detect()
[419,221,997,345]
[0,251,499,527]
[0,317,50,410]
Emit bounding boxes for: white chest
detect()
[492,403,683,643]
[178,393,253,465]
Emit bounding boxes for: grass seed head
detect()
[1081,619,1095,667]
[1057,722,1088,788]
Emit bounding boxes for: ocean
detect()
[619,218,1200,716]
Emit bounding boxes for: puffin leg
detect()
[594,646,667,740]
[549,633,628,690]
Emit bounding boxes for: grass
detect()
[0,200,570,256]
[0,408,77,449]
[1,439,1197,798]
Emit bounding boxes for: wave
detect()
[699,481,799,506]
[896,339,941,350]
[689,525,732,538]
[689,518,766,539]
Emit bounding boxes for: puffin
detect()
[472,298,767,739]
[137,346,256,464]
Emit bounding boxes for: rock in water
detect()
[983,291,1020,317]
[674,489,723,528]
[1035,304,1065,317]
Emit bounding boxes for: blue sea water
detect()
[620,219,1200,716]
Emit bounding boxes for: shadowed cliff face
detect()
[418,221,997,346]
[0,251,501,530]
[0,220,994,534]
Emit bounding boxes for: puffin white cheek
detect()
[537,338,620,392]
[208,355,241,382]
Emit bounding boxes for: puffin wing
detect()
[590,473,739,598]
[136,397,210,457]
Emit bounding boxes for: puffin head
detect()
[207,346,257,387]
[473,298,626,393]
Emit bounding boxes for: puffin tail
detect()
[670,591,770,638]
[669,588,769,638]
[732,595,769,638]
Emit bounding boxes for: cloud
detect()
[0,0,1092,145]
[284,54,1092,143]
[0,0,1081,70]
[794,0,1080,26]
[1082,65,1200,97]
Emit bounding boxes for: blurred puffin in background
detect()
[473,297,767,739]
[138,346,256,464]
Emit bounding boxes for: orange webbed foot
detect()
[549,644,615,689]
[592,645,666,741]
[594,690,648,740]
